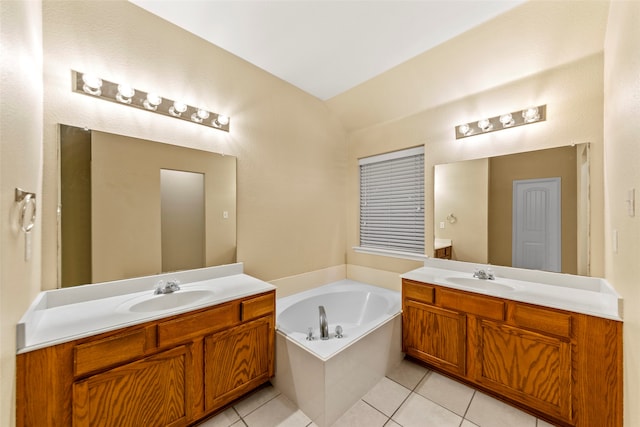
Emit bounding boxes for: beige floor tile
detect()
[415,371,475,416]
[243,394,312,427]
[536,419,556,427]
[330,400,388,427]
[362,377,412,416]
[384,420,402,427]
[234,384,281,417]
[386,358,429,390]
[195,407,240,426]
[392,393,462,427]
[465,392,536,427]
[461,420,480,427]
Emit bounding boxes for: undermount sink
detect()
[119,289,215,313]
[445,277,515,292]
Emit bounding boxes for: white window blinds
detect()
[359,147,425,254]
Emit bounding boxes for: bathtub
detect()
[272,280,403,427]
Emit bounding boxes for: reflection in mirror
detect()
[161,169,205,272]
[59,125,237,287]
[434,144,590,275]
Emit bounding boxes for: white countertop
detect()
[402,259,623,321]
[17,263,276,354]
[434,238,452,250]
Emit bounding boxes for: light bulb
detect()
[214,114,229,127]
[143,93,162,110]
[169,101,188,117]
[116,84,135,104]
[81,74,102,96]
[458,123,471,136]
[191,109,210,123]
[499,113,514,127]
[478,119,493,132]
[522,107,540,123]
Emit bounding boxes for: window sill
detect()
[352,246,428,262]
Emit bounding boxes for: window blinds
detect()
[359,147,425,254]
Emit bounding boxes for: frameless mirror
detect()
[434,144,590,275]
[59,124,237,287]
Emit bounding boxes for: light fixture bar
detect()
[71,70,230,132]
[455,105,546,139]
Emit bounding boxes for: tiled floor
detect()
[197,358,557,427]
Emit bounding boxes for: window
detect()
[359,146,425,255]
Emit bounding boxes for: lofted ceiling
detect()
[128,1,610,131]
[128,0,526,100]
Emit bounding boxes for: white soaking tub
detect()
[272,280,403,427]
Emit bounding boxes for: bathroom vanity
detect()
[401,259,623,427]
[15,264,275,427]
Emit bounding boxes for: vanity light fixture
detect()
[455,105,546,139]
[71,70,230,132]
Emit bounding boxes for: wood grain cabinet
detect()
[16,291,275,427]
[402,279,622,427]
[434,245,452,259]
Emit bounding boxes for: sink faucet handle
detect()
[154,280,165,294]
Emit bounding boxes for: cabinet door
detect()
[474,320,572,422]
[73,345,192,427]
[204,316,273,411]
[403,299,466,375]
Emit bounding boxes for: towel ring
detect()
[15,188,37,233]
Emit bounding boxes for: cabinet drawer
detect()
[158,302,237,347]
[510,304,572,338]
[438,288,505,321]
[74,326,153,377]
[241,293,275,321]
[403,280,435,304]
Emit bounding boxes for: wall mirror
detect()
[59,124,237,287]
[434,144,590,276]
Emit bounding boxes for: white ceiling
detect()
[129,0,526,100]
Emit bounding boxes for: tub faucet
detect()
[319,306,329,340]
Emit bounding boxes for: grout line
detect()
[462,390,476,420]
[360,399,392,424]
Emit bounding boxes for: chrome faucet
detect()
[319,305,329,340]
[154,279,181,294]
[473,268,494,280]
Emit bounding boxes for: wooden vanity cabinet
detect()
[402,279,623,427]
[434,245,452,259]
[16,290,275,427]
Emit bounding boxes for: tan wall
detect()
[42,1,347,292]
[604,2,640,426]
[488,146,577,274]
[0,2,43,426]
[346,54,605,278]
[434,158,489,263]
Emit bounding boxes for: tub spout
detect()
[319,305,329,340]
